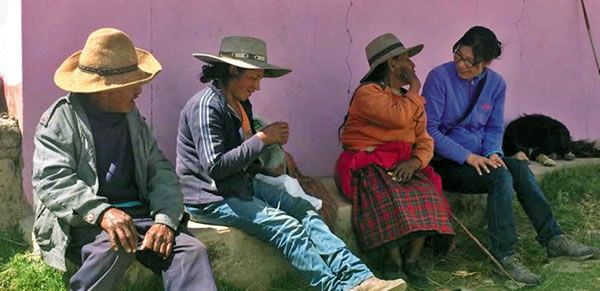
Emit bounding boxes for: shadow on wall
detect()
[0,77,7,114]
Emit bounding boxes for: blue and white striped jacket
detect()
[176,85,266,205]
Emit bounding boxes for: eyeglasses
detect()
[453,48,478,68]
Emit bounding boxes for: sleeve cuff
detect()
[154,213,182,230]
[484,150,504,158]
[78,202,113,225]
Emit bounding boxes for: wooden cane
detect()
[451,213,520,285]
[581,0,600,77]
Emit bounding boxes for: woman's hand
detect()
[390,157,421,183]
[488,153,507,169]
[465,153,499,176]
[407,74,421,96]
[257,122,289,145]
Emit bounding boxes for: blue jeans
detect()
[433,157,563,259]
[186,179,372,291]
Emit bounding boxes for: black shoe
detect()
[547,235,594,260]
[498,255,542,286]
[380,260,407,280]
[402,260,429,290]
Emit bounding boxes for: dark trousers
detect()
[432,157,563,259]
[66,217,217,291]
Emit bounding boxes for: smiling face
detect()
[227,67,265,102]
[88,84,142,112]
[453,45,489,80]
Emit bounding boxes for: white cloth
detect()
[254,174,322,210]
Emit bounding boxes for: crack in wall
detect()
[149,2,154,129]
[516,0,525,114]
[344,0,354,95]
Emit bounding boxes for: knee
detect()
[506,159,533,179]
[486,168,514,195]
[186,239,209,259]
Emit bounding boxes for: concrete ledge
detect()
[18,158,600,289]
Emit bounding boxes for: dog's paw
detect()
[536,154,556,167]
[513,151,530,161]
[563,152,576,161]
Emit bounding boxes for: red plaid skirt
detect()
[337,142,454,250]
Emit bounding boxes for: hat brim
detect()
[193,53,291,78]
[54,48,162,93]
[360,44,423,83]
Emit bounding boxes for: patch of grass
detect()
[417,164,600,290]
[1,165,599,290]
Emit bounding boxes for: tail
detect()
[572,139,600,157]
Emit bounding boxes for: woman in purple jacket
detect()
[422,26,594,286]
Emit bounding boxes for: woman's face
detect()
[389,54,416,86]
[227,67,265,101]
[453,45,488,80]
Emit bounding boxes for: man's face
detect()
[228,68,265,102]
[90,84,142,112]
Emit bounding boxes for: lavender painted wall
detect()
[22,0,600,203]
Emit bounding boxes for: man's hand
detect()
[390,157,421,183]
[466,153,499,176]
[257,122,289,145]
[99,208,138,253]
[141,223,175,259]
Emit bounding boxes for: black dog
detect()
[503,114,600,166]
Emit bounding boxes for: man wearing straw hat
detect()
[32,28,217,291]
[177,36,406,291]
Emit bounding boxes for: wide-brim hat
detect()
[193,36,291,78]
[54,28,162,93]
[360,33,423,82]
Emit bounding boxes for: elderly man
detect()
[32,28,216,291]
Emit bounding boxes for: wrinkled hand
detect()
[257,122,289,145]
[99,208,138,253]
[407,74,421,96]
[466,153,499,176]
[141,223,174,259]
[488,153,507,169]
[389,157,421,183]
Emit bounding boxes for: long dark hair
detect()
[198,62,246,88]
[453,26,502,64]
[337,62,388,138]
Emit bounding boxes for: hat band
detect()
[368,42,405,65]
[219,51,266,62]
[78,64,139,76]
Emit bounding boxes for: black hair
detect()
[198,62,246,88]
[337,62,389,138]
[453,26,502,64]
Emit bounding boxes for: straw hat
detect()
[54,28,162,93]
[360,33,423,82]
[193,36,290,78]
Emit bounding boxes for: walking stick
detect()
[451,213,519,285]
[580,0,600,77]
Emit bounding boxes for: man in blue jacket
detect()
[32,28,216,291]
